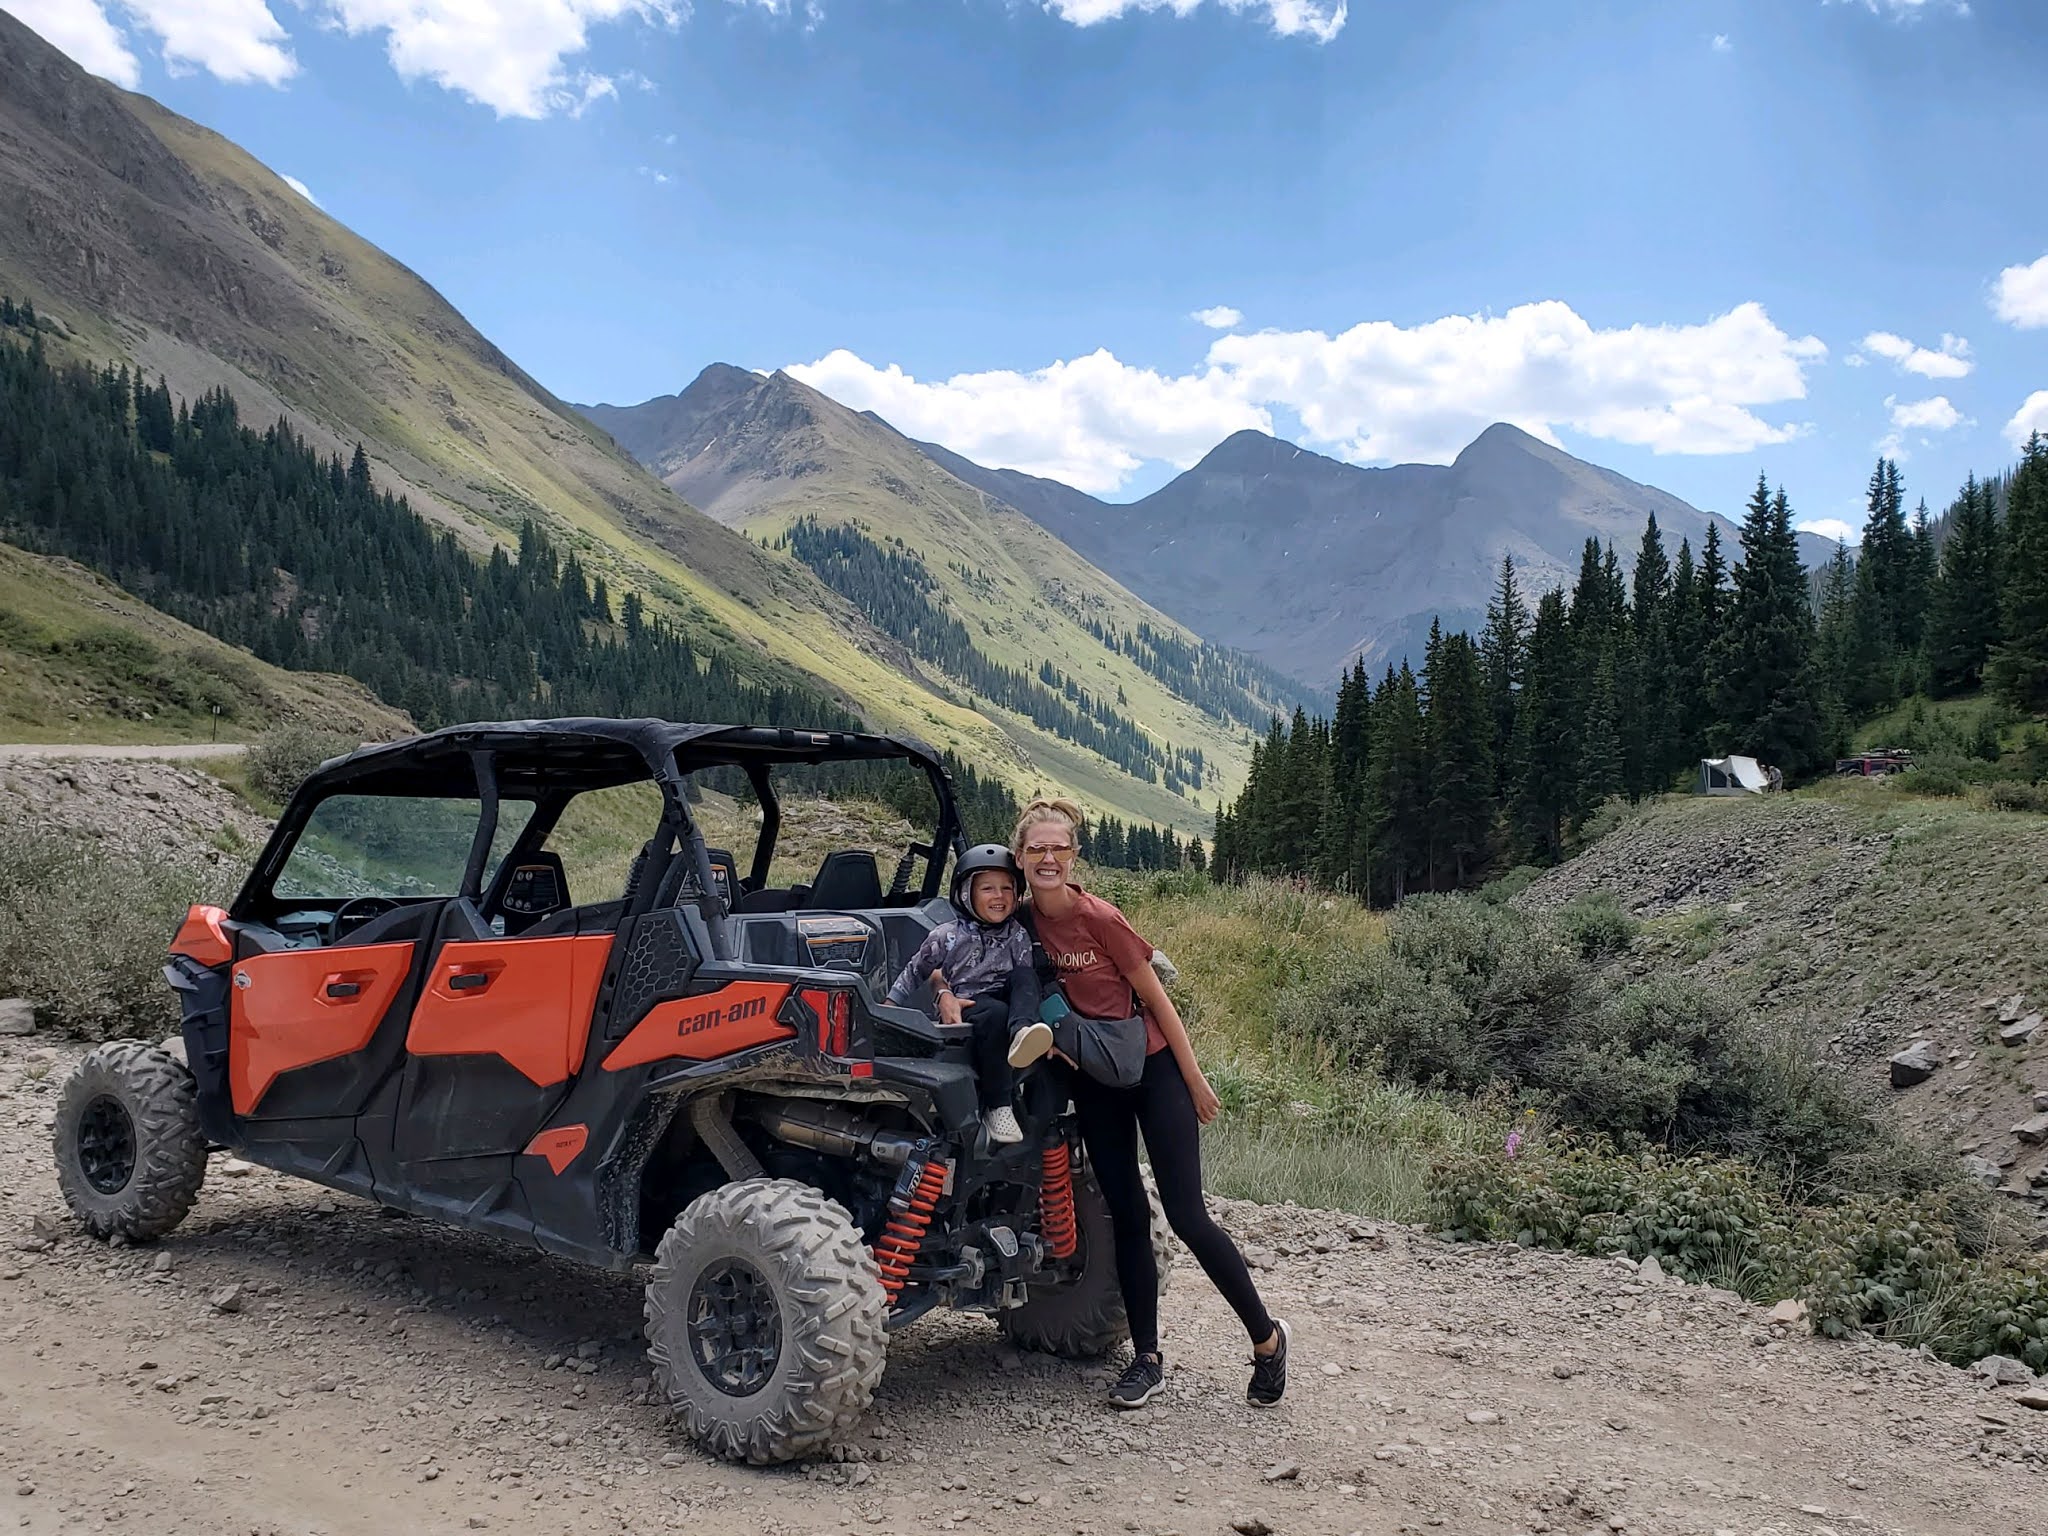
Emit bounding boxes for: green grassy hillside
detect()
[0,542,410,746]
[0,16,1088,808]
[643,371,1299,832]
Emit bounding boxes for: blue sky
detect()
[14,0,2048,541]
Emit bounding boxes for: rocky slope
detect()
[1519,788,2048,1230]
[4,1027,2044,1536]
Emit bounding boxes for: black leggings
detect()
[1069,1049,1274,1357]
[962,967,1041,1111]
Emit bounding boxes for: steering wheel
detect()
[331,896,399,942]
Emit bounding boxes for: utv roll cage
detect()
[233,718,966,965]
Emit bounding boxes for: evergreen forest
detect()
[1213,445,2048,903]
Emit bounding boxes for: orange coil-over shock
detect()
[1040,1141,1078,1261]
[872,1158,949,1304]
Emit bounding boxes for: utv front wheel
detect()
[54,1040,207,1242]
[1000,1170,1172,1358]
[645,1178,888,1464]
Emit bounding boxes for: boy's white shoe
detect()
[1007,1020,1054,1069]
[984,1105,1024,1144]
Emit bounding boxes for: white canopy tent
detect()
[1697,755,1769,796]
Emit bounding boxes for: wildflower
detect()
[1504,1129,1523,1160]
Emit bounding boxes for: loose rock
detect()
[0,999,34,1037]
[1888,1041,1940,1088]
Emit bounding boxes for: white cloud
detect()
[2005,390,2048,451]
[119,0,296,85]
[1828,0,1971,18]
[9,0,142,86]
[1797,518,1857,545]
[1207,300,1825,463]
[316,1,684,119]
[1710,32,1732,51]
[1992,254,2048,329]
[1859,330,1972,379]
[1843,352,1868,367]
[280,173,320,206]
[1886,394,1962,432]
[1039,0,1347,44]
[787,349,1271,495]
[1191,306,1243,330]
[791,299,1828,493]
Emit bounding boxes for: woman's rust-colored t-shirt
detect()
[1029,887,1167,1055]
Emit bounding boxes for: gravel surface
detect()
[3,1034,2044,1536]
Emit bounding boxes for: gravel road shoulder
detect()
[2,1031,2042,1536]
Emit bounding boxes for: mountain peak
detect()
[1454,421,1558,465]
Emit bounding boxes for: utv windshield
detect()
[273,793,535,901]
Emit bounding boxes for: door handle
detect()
[325,981,361,998]
[448,971,491,992]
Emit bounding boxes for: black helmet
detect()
[951,843,1022,921]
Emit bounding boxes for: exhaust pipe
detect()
[751,1101,918,1167]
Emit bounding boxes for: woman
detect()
[1013,797,1290,1410]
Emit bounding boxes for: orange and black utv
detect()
[52,720,1162,1463]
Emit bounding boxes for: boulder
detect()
[1998,1014,2042,1048]
[1889,1041,1940,1087]
[0,999,33,1037]
[2001,993,2029,1024]
[2015,1113,2048,1147]
[1972,1353,2038,1387]
[1962,1155,2004,1189]
[1767,1299,1808,1328]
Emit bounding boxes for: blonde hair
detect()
[1011,796,1085,859]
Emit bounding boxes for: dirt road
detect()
[0,743,248,761]
[2,1032,2042,1536]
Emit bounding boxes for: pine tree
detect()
[1813,542,1857,755]
[1511,590,1576,863]
[1988,434,2048,713]
[1423,630,1495,887]
[1625,515,1674,795]
[1925,474,2004,695]
[1360,665,1426,903]
[1479,555,1527,798]
[1713,479,1826,775]
[1574,641,1623,820]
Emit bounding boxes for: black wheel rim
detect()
[686,1258,783,1397]
[78,1094,136,1195]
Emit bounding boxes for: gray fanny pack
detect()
[1049,1001,1148,1089]
[1022,908,1149,1089]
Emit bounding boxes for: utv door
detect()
[391,924,614,1183]
[226,792,519,1191]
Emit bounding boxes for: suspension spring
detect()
[1039,1140,1078,1261]
[872,1158,949,1304]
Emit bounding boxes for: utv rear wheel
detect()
[645,1178,888,1465]
[1000,1170,1172,1358]
[54,1040,207,1242]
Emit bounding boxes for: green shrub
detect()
[247,721,358,802]
[1476,864,1542,905]
[1904,762,1967,798]
[1572,796,1635,849]
[1431,1136,2048,1368]
[1985,780,2048,814]
[1555,890,1639,958]
[0,825,230,1040]
[1281,893,1925,1197]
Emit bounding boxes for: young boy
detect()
[886,844,1054,1143]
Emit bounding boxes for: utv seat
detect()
[519,900,628,938]
[808,850,883,911]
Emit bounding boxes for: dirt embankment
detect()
[3,1032,2045,1536]
[1519,791,2048,1222]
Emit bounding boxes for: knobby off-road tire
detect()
[999,1169,1173,1358]
[54,1040,207,1242]
[645,1177,888,1465]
